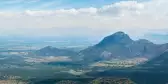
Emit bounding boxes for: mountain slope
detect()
[79,31,168,62]
[142,50,168,71]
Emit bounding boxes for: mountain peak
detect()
[113,31,126,36]
[111,31,130,40]
[96,31,133,46]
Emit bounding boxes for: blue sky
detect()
[0,0,148,11]
[144,33,168,44]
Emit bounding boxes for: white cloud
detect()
[0,0,167,38]
[98,1,144,16]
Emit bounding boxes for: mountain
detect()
[79,31,168,62]
[35,46,77,57]
[96,31,133,47]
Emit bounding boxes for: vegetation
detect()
[90,78,136,84]
[56,80,79,84]
[0,80,28,84]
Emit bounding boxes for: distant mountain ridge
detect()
[79,31,168,62]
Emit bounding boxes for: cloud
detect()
[98,1,144,16]
[0,0,167,39]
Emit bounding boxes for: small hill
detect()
[35,46,77,57]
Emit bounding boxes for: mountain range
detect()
[79,31,168,62]
[35,31,168,62]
